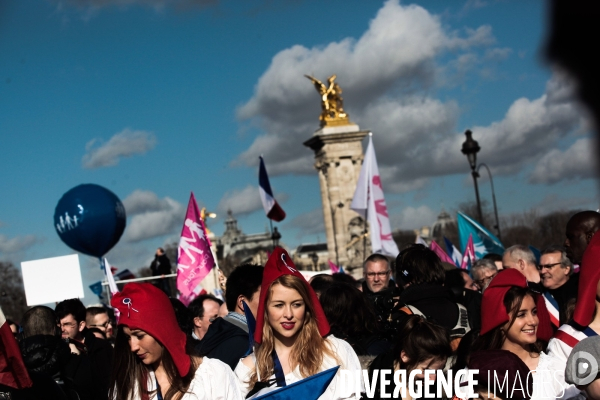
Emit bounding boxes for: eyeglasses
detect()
[475,272,497,288]
[366,271,391,278]
[59,322,78,329]
[88,321,112,329]
[536,262,562,271]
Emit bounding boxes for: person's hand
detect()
[69,342,80,355]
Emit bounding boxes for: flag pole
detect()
[270,219,275,250]
[363,196,368,261]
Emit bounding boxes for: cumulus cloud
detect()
[82,129,156,169]
[123,190,173,215]
[531,194,598,215]
[122,190,184,242]
[217,185,288,217]
[285,208,325,239]
[217,185,263,216]
[391,205,437,230]
[529,138,596,184]
[235,0,588,192]
[235,1,493,173]
[0,234,37,253]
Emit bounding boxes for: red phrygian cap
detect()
[254,247,330,344]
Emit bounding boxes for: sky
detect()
[0,0,597,304]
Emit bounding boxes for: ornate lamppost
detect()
[461,130,502,239]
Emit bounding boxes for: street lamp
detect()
[461,130,502,240]
[477,164,502,240]
[311,252,319,271]
[271,227,281,248]
[461,130,483,224]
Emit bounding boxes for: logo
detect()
[569,351,599,385]
[281,253,297,273]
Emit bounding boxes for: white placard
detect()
[21,254,84,306]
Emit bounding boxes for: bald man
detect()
[565,211,600,265]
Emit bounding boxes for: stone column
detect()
[304,124,369,272]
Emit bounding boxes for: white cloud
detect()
[217,185,288,217]
[391,205,437,230]
[235,1,490,171]
[123,189,172,215]
[285,208,325,239]
[529,138,596,184]
[235,1,588,193]
[82,128,156,169]
[0,234,37,253]
[122,190,184,242]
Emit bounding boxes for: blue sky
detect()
[0,0,597,304]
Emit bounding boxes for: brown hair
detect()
[108,325,200,400]
[248,274,339,387]
[472,287,544,354]
[392,315,452,371]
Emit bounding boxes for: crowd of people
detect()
[2,210,600,400]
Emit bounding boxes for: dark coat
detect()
[398,283,460,331]
[188,318,248,371]
[150,254,172,276]
[547,272,579,325]
[63,330,113,400]
[12,335,71,400]
[19,335,70,377]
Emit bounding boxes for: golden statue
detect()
[200,207,217,236]
[305,74,351,127]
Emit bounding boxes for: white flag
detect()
[350,134,399,257]
[104,258,119,295]
[415,236,428,246]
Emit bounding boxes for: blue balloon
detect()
[54,184,126,258]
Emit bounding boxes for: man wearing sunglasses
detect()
[539,245,578,326]
[85,306,114,340]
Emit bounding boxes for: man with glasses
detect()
[85,306,113,340]
[539,245,578,327]
[188,294,223,341]
[362,253,400,335]
[363,253,393,294]
[55,298,113,400]
[471,259,498,292]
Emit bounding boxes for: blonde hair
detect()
[248,274,339,386]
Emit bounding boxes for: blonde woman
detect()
[234,248,362,399]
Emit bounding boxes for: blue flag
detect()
[89,281,103,296]
[457,212,504,259]
[242,300,256,357]
[253,366,340,400]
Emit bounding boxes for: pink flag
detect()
[350,133,399,257]
[460,234,477,270]
[430,241,456,266]
[328,260,340,273]
[176,193,215,306]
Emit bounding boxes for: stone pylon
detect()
[304,124,370,273]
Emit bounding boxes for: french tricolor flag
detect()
[259,156,286,222]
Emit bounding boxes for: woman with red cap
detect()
[108,283,242,400]
[234,248,362,399]
[471,268,572,400]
